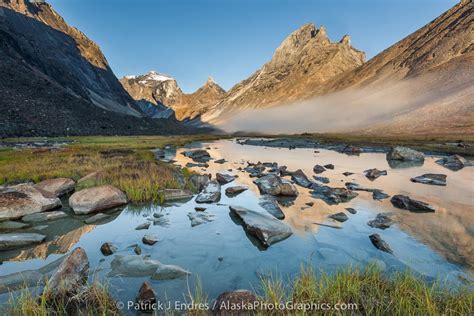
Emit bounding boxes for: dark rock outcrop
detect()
[390,195,435,212]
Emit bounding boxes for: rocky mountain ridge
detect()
[0,0,201,136]
[120,72,226,121]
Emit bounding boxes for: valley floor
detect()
[1,134,473,315]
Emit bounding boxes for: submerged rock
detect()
[46,248,89,297]
[34,178,75,197]
[195,207,207,212]
[345,208,357,214]
[195,180,221,203]
[214,159,227,164]
[367,213,395,229]
[142,234,159,245]
[410,174,447,186]
[216,173,236,185]
[108,255,190,280]
[151,264,191,280]
[187,212,215,227]
[100,242,117,256]
[0,221,30,231]
[435,155,466,171]
[159,189,193,201]
[364,168,387,181]
[254,174,298,197]
[387,146,424,161]
[69,185,127,215]
[84,213,110,224]
[229,206,292,247]
[369,234,393,254]
[258,195,285,220]
[225,186,248,196]
[0,233,46,250]
[135,222,151,230]
[291,169,313,188]
[22,210,68,223]
[390,195,435,212]
[329,212,349,222]
[213,290,259,315]
[0,183,61,221]
[313,165,326,174]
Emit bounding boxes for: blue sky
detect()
[49,0,456,93]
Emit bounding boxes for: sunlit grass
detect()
[0,135,220,203]
[258,265,473,315]
[6,280,119,316]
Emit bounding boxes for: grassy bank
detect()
[258,265,473,315]
[0,135,222,203]
[5,266,472,315]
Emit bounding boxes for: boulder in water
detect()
[254,174,298,197]
[387,146,424,161]
[229,206,292,247]
[34,178,75,197]
[0,184,61,221]
[435,155,466,171]
[391,195,435,212]
[69,185,127,215]
[410,174,447,186]
[195,180,221,203]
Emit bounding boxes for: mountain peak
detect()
[206,76,215,84]
[339,35,351,46]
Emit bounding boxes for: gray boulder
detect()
[435,155,466,171]
[0,184,61,221]
[69,185,127,215]
[195,180,221,203]
[364,168,387,181]
[254,174,298,197]
[367,213,395,229]
[142,234,159,245]
[45,248,90,297]
[229,206,292,247]
[387,146,424,161]
[258,195,285,219]
[225,186,248,196]
[329,212,349,222]
[34,178,75,197]
[410,174,447,186]
[216,173,236,185]
[0,233,46,250]
[22,210,68,223]
[291,169,313,188]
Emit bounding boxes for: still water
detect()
[1,139,473,310]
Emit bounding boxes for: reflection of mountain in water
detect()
[395,205,474,272]
[0,218,96,263]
